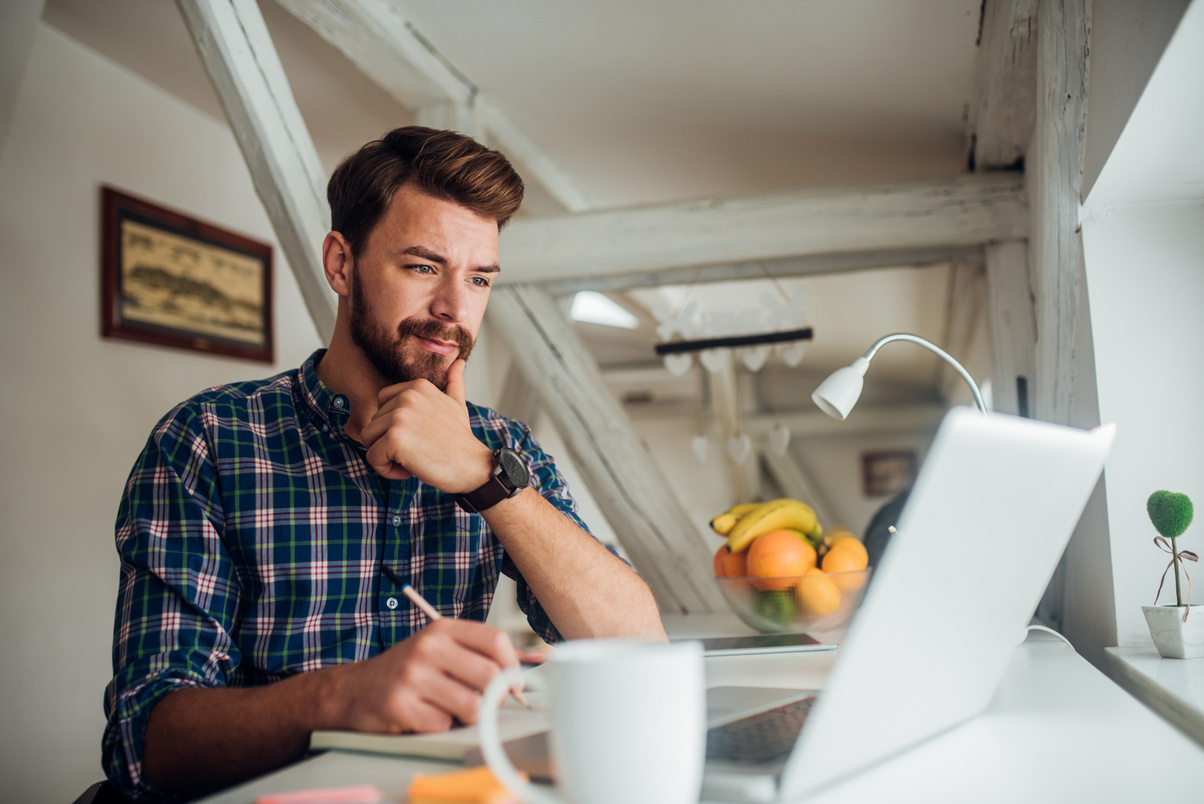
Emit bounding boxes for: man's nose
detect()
[430,275,468,322]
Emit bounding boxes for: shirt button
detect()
[391,515,402,527]
[333,396,345,410]
[386,597,398,610]
[321,424,330,432]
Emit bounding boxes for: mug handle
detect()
[478,666,561,804]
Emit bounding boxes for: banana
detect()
[726,498,818,554]
[708,502,763,536]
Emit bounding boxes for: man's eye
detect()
[470,276,491,287]
[410,264,434,274]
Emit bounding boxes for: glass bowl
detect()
[715,568,872,634]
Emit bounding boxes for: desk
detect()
[199,629,1204,803]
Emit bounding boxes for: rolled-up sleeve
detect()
[497,420,632,644]
[103,405,242,801]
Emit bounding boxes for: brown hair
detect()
[327,126,524,256]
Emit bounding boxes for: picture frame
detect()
[101,186,274,363]
[861,449,918,497]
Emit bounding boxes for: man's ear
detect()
[322,231,354,296]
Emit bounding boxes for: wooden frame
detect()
[861,449,918,498]
[101,186,274,363]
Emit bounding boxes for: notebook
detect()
[470,408,1115,801]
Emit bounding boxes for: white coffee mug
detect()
[478,638,706,804]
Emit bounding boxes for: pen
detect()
[395,579,531,710]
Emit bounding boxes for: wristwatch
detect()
[455,447,531,514]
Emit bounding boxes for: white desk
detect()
[199,629,1204,803]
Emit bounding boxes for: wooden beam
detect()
[758,445,839,529]
[272,0,473,109]
[985,240,1037,416]
[485,285,727,615]
[935,261,988,404]
[177,0,336,341]
[477,100,595,213]
[498,174,1028,286]
[706,357,756,503]
[0,0,46,156]
[743,404,948,440]
[969,0,1039,171]
[1030,0,1090,425]
[275,0,592,214]
[416,101,481,139]
[541,244,986,295]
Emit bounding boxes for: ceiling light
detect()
[570,291,639,329]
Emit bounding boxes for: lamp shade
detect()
[812,357,870,420]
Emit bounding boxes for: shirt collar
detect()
[297,348,352,428]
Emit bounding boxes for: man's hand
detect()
[142,619,524,795]
[360,359,492,492]
[332,619,523,733]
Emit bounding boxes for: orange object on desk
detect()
[407,765,526,804]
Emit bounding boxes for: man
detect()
[103,126,665,801]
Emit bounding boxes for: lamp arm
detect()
[862,333,988,414]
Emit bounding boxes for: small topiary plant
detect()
[1146,490,1198,610]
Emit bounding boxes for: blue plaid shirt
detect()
[103,349,592,799]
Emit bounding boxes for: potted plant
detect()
[1142,490,1203,659]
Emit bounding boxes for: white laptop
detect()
[470,408,1115,801]
[700,407,1115,801]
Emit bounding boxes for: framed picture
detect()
[861,449,918,497]
[101,186,274,363]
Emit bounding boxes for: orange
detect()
[723,549,748,579]
[746,530,817,590]
[795,567,841,618]
[713,544,730,578]
[828,535,868,567]
[821,542,869,591]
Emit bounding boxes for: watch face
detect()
[498,448,530,488]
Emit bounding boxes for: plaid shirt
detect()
[103,349,592,800]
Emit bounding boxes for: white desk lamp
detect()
[811,333,988,419]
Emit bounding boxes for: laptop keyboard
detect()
[706,696,817,764]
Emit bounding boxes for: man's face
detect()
[346,184,500,391]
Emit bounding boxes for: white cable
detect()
[1026,624,1076,651]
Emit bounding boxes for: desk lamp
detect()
[811,333,988,419]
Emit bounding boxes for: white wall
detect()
[0,25,322,802]
[1078,0,1204,650]
[1082,202,1204,646]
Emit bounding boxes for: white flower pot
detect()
[1142,605,1204,659]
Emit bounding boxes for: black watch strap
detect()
[455,448,528,514]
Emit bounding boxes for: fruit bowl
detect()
[715,569,872,634]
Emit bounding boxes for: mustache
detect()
[396,317,475,359]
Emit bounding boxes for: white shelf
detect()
[1105,646,1204,746]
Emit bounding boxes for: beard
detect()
[348,272,475,391]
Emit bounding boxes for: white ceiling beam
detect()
[969,0,1039,171]
[985,239,1037,417]
[935,261,987,403]
[706,356,756,503]
[176,0,336,341]
[498,173,1028,286]
[0,0,46,156]
[542,244,986,295]
[758,444,840,530]
[1030,0,1089,425]
[415,101,481,139]
[485,285,727,615]
[476,100,595,213]
[743,404,948,440]
[272,0,473,108]
[275,0,592,214]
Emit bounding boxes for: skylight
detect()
[569,291,640,329]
